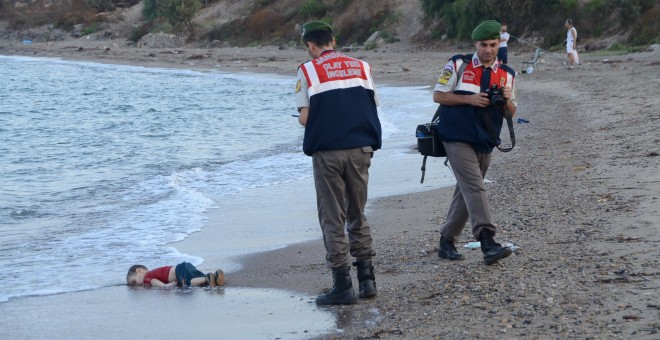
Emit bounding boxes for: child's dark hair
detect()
[126,264,147,282]
[303,30,334,48]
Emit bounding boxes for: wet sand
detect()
[0,285,335,338]
[1,37,659,338]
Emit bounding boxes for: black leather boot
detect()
[438,236,464,260]
[478,229,512,265]
[353,259,377,299]
[316,266,358,305]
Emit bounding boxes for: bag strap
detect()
[497,114,516,152]
[420,155,450,183]
[420,155,428,183]
[481,105,515,152]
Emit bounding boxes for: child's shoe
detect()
[214,269,225,286]
[206,272,217,287]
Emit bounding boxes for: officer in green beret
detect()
[432,20,518,265]
[294,21,382,305]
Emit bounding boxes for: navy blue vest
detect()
[299,51,382,156]
[437,54,515,154]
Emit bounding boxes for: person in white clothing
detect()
[565,19,579,69]
[497,24,509,64]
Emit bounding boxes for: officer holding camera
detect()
[432,20,517,265]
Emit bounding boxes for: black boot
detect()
[316,266,358,305]
[438,236,464,260]
[478,229,512,265]
[353,259,377,299]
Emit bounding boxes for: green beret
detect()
[301,21,333,40]
[471,20,501,41]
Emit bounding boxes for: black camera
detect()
[486,84,506,106]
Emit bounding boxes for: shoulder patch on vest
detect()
[438,69,452,85]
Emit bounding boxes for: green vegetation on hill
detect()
[141,0,200,39]
[1,0,657,48]
[421,0,658,47]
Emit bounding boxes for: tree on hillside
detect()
[161,0,201,39]
[142,0,201,39]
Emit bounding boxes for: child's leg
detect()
[190,277,207,286]
[174,262,206,286]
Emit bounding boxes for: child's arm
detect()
[149,279,176,287]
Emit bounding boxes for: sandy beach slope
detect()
[2,37,659,338]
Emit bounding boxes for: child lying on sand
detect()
[126,262,225,288]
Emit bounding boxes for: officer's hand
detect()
[470,93,490,108]
[502,86,513,100]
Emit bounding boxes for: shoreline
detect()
[2,38,659,338]
[0,38,459,86]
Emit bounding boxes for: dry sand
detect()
[2,36,659,339]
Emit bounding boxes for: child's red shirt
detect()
[143,266,172,285]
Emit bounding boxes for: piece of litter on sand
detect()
[502,242,521,251]
[517,118,530,124]
[463,241,520,251]
[463,241,481,249]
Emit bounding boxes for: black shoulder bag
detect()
[416,56,470,183]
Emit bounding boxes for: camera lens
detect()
[488,85,505,106]
[491,94,505,106]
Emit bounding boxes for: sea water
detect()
[0,55,453,305]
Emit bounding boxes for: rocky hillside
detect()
[1,0,658,51]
